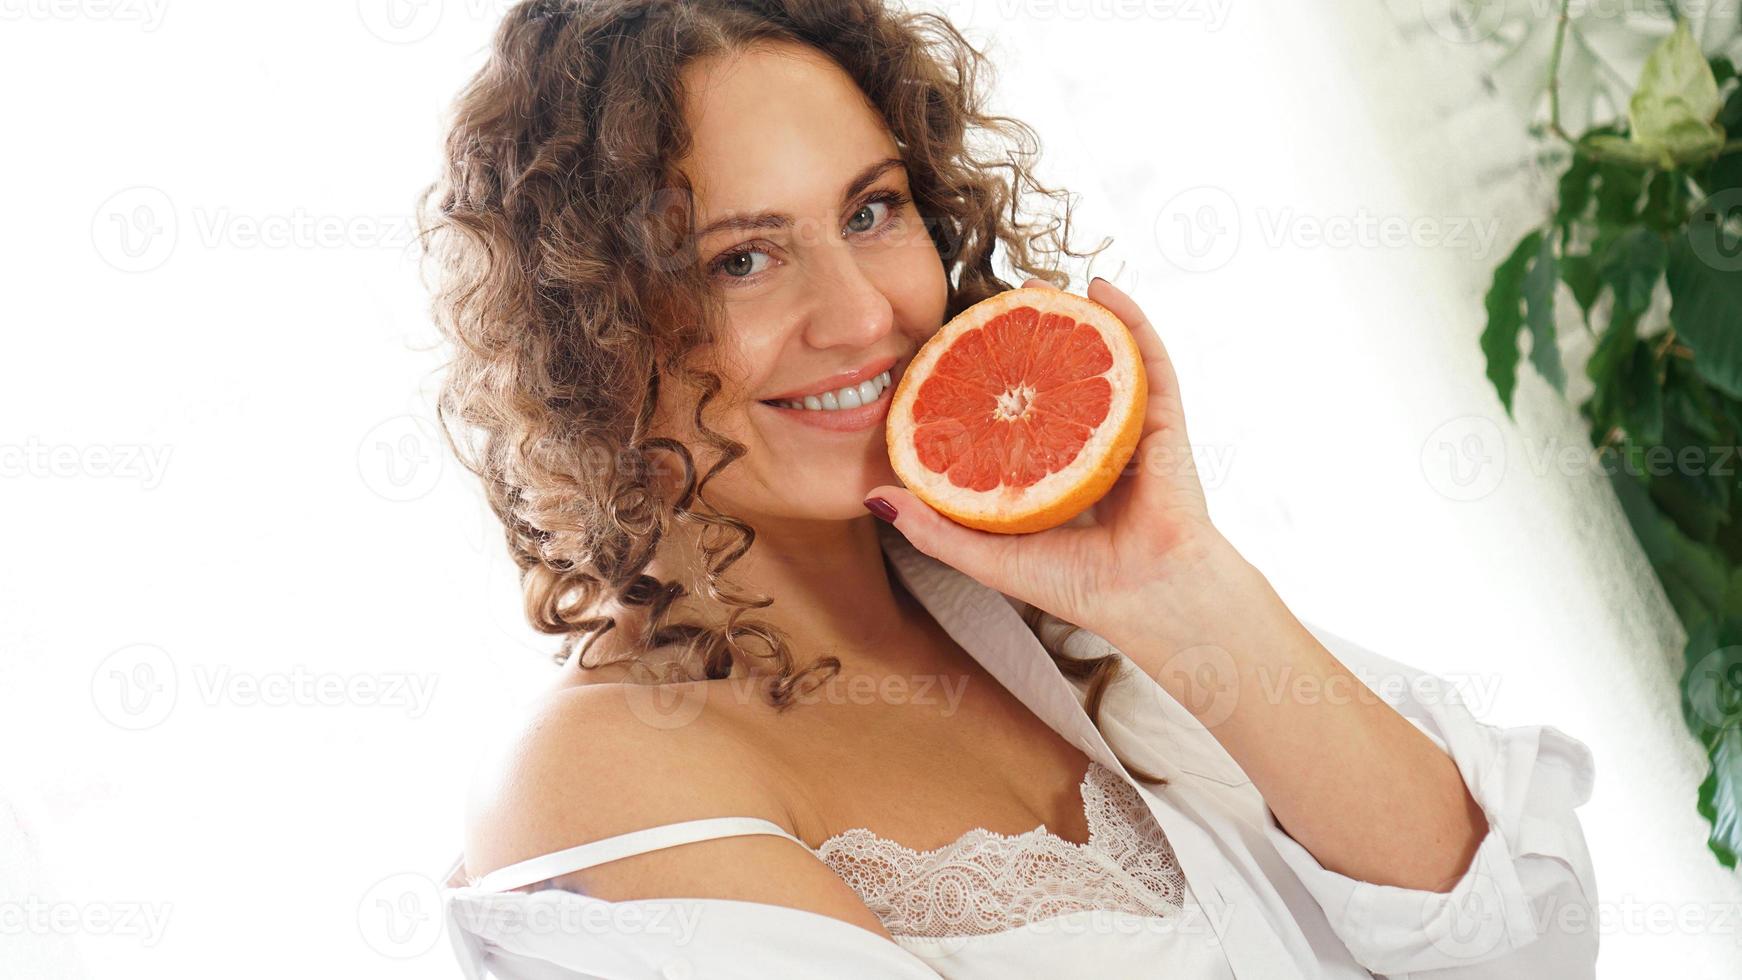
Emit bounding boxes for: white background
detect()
[2,0,1740,976]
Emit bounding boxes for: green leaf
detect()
[1683,615,1739,741]
[1719,85,1742,134]
[1524,233,1566,393]
[1622,341,1665,445]
[1697,722,1742,869]
[1559,252,1603,322]
[1644,170,1692,231]
[1600,226,1668,321]
[1655,481,1726,545]
[1626,21,1726,167]
[1556,152,1601,231]
[1707,151,1742,197]
[1585,304,1640,433]
[1482,230,1543,415]
[1667,203,1742,399]
[1595,160,1649,226]
[1587,305,1638,387]
[1666,366,1724,442]
[1713,56,1738,88]
[1611,467,1729,627]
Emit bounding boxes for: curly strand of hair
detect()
[1018,604,1167,787]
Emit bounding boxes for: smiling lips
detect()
[759,360,902,433]
[766,369,893,411]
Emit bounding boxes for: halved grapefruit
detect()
[886,286,1147,534]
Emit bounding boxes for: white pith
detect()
[770,370,892,411]
[886,289,1143,525]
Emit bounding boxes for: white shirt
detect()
[441,520,1599,978]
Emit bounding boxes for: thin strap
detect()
[472,816,806,894]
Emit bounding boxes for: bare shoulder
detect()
[461,681,891,939]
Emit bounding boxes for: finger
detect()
[862,484,1017,588]
[1087,276,1191,450]
[1019,276,1057,290]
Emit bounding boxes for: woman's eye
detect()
[846,200,889,234]
[716,249,770,279]
[711,193,905,284]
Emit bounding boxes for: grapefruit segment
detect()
[886,287,1147,534]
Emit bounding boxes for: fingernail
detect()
[863,497,898,523]
[1091,276,1108,288]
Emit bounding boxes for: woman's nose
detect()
[800,242,894,350]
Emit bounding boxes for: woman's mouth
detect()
[758,366,898,433]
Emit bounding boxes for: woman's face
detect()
[660,41,949,527]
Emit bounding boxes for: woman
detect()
[423,1,1598,976]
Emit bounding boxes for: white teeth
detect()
[772,369,894,411]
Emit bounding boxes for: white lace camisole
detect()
[467,760,1237,977]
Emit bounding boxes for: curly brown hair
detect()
[416,0,1164,785]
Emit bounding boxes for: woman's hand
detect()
[864,276,1245,635]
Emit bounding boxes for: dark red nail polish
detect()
[863,496,898,523]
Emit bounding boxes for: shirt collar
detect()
[875,519,1133,777]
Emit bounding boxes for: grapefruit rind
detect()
[886,287,1147,534]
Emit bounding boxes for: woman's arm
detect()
[1093,542,1489,892]
[1092,560,1600,977]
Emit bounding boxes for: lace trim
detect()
[809,761,1187,938]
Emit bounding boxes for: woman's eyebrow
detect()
[694,157,905,241]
